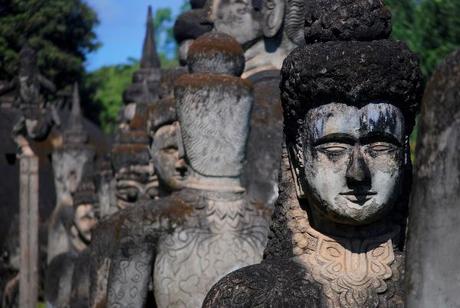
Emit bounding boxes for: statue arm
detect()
[90,198,192,307]
[107,237,155,307]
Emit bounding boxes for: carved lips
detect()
[339,191,377,205]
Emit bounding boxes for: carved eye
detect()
[317,144,349,155]
[162,146,177,155]
[369,143,396,153]
[117,187,139,202]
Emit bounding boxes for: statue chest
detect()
[296,228,405,308]
[153,208,268,308]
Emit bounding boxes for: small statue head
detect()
[73,171,99,244]
[112,128,158,209]
[148,97,188,192]
[53,85,94,198]
[281,40,422,225]
[174,33,253,178]
[206,0,306,47]
[174,8,213,65]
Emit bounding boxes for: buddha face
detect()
[300,102,405,225]
[115,164,159,209]
[207,0,264,46]
[73,203,98,243]
[150,122,188,192]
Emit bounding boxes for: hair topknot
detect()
[187,32,245,76]
[280,39,423,144]
[304,0,392,43]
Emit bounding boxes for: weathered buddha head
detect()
[281,40,422,226]
[112,128,158,209]
[174,33,253,187]
[72,171,99,245]
[147,96,188,192]
[206,0,305,48]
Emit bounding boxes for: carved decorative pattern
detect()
[154,195,269,307]
[203,259,324,307]
[298,227,398,308]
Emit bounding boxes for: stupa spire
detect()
[140,5,160,69]
[62,82,88,146]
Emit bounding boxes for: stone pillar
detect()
[19,155,39,308]
[406,50,460,308]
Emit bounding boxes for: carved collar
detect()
[294,225,400,307]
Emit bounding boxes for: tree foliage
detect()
[85,60,139,133]
[386,0,460,77]
[0,0,99,89]
[88,6,180,132]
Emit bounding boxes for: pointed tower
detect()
[123,6,162,105]
[132,5,161,84]
[62,83,88,146]
[140,6,161,69]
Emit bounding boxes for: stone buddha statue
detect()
[147,96,189,194]
[45,166,99,308]
[111,127,158,210]
[48,84,95,263]
[206,0,304,78]
[88,33,270,308]
[203,1,423,307]
[405,49,460,307]
[13,44,57,142]
[204,0,307,211]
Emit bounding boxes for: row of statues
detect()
[0,0,459,307]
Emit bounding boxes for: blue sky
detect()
[84,0,184,71]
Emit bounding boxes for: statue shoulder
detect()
[91,193,195,253]
[203,259,325,308]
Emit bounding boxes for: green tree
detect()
[0,0,100,123]
[85,59,139,133]
[88,4,188,132]
[0,0,99,88]
[412,0,460,76]
[386,0,460,78]
[155,7,178,67]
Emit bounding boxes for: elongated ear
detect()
[263,0,285,38]
[287,143,307,199]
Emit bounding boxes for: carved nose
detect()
[175,158,187,173]
[346,148,371,186]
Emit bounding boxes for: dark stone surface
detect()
[280,39,423,145]
[304,0,391,43]
[45,252,76,307]
[69,249,92,308]
[88,191,195,307]
[203,259,325,307]
[190,0,207,9]
[111,130,151,171]
[405,49,460,308]
[242,70,283,210]
[173,9,212,44]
